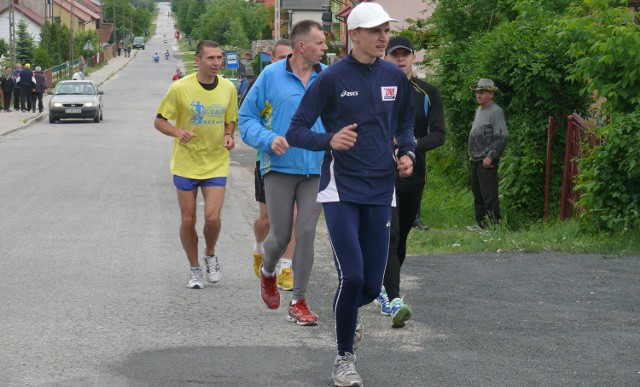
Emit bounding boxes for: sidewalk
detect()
[0,52,136,137]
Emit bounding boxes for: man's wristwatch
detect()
[225,132,234,139]
[403,151,416,165]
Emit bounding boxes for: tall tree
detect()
[192,0,271,45]
[186,0,207,39]
[16,19,35,65]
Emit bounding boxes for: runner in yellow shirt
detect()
[154,40,238,289]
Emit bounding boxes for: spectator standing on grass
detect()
[468,78,508,229]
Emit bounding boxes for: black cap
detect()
[386,36,414,55]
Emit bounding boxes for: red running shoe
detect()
[287,298,318,326]
[260,272,280,309]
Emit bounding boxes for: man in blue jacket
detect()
[239,20,327,326]
[286,3,415,386]
[17,63,34,112]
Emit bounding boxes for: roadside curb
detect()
[1,113,47,137]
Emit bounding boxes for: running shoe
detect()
[332,353,363,387]
[260,271,280,309]
[252,252,263,278]
[287,298,318,326]
[187,267,204,289]
[373,287,391,316]
[204,254,222,283]
[277,267,294,291]
[390,297,413,328]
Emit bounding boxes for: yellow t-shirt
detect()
[157,73,238,179]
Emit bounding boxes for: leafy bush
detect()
[430,3,591,225]
[558,0,640,115]
[576,109,640,231]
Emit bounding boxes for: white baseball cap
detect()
[347,2,398,30]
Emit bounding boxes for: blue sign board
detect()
[225,52,239,69]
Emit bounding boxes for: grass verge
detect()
[408,162,640,256]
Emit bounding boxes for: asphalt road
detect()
[0,3,638,387]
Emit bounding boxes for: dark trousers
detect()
[20,87,32,111]
[3,90,11,110]
[470,159,501,228]
[13,89,20,110]
[324,202,391,356]
[31,92,44,112]
[384,182,423,301]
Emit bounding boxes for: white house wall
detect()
[0,13,42,45]
[292,11,323,29]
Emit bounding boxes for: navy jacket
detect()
[287,53,415,206]
[17,69,34,88]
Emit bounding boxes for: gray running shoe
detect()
[204,254,222,283]
[188,267,204,289]
[332,353,363,387]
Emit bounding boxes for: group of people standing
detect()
[153,2,507,386]
[1,63,48,113]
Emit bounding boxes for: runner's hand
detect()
[271,136,289,155]
[330,124,357,150]
[397,155,413,177]
[178,129,196,143]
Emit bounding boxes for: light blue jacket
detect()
[239,58,326,176]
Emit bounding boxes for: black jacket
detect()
[396,77,446,186]
[1,75,15,93]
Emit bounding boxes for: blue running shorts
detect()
[173,175,227,191]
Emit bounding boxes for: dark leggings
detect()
[324,202,391,356]
[384,182,423,301]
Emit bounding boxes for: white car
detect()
[48,80,104,124]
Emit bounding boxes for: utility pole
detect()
[121,0,125,44]
[9,0,16,65]
[275,0,280,40]
[113,0,116,45]
[70,0,75,78]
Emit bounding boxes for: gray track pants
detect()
[263,171,321,300]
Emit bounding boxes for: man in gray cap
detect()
[468,78,508,228]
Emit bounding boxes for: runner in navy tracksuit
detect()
[286,3,415,385]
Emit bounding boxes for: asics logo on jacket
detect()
[340,90,359,97]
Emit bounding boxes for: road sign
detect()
[225,52,239,69]
[83,40,94,51]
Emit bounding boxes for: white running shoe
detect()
[332,353,363,387]
[204,254,222,283]
[188,267,204,289]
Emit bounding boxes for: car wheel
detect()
[49,115,55,124]
[100,111,103,121]
[94,113,100,123]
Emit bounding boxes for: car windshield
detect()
[56,83,96,95]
